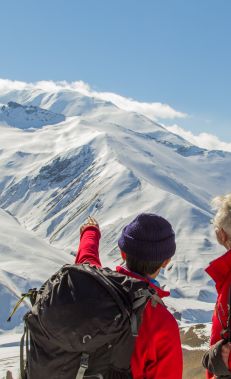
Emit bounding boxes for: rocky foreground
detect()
[181,323,210,379]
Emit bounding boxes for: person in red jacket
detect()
[75,213,183,379]
[203,194,231,379]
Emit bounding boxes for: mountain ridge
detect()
[0,85,230,335]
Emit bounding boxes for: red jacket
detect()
[75,226,183,379]
[205,249,231,379]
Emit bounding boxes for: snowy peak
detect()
[0,79,231,330]
[0,101,65,129]
[36,90,115,117]
[0,86,116,119]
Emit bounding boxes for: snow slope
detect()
[0,208,71,329]
[0,80,230,375]
[0,208,71,377]
[0,101,65,129]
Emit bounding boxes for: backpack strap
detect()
[20,318,29,379]
[132,289,151,310]
[131,288,164,336]
[151,292,165,308]
[75,353,89,379]
[133,288,165,308]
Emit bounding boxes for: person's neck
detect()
[147,269,160,279]
[122,261,160,279]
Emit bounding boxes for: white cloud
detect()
[0,78,187,120]
[165,124,231,152]
[85,91,187,120]
[0,79,28,91]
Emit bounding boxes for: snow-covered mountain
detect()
[0,101,65,129]
[0,80,230,376]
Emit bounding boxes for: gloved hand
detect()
[221,342,231,369]
[80,216,99,235]
[202,339,231,378]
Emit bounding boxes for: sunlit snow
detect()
[0,82,230,376]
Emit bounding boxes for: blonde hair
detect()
[212,194,231,240]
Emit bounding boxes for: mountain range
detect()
[0,81,230,377]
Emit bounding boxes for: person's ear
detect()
[161,258,171,268]
[216,228,228,245]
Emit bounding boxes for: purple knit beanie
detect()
[118,213,176,261]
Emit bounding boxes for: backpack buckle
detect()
[80,353,89,369]
[76,353,90,379]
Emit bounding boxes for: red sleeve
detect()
[75,226,102,267]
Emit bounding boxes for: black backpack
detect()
[18,263,161,379]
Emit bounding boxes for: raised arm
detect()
[75,217,102,267]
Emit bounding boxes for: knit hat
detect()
[118,213,176,261]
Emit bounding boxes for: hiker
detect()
[75,213,183,379]
[202,194,231,378]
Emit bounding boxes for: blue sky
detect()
[1,0,230,142]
